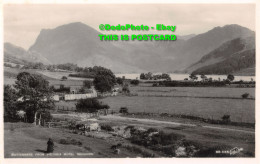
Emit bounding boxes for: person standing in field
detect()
[47,138,54,153]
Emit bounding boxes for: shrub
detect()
[242,93,250,99]
[221,115,231,124]
[122,84,130,94]
[61,76,67,80]
[147,128,158,133]
[100,124,114,131]
[38,110,52,122]
[130,80,140,86]
[129,127,184,147]
[59,139,70,145]
[119,107,128,114]
[151,131,184,146]
[123,144,155,157]
[76,98,109,113]
[161,145,176,156]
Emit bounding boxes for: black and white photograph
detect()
[1,1,259,162]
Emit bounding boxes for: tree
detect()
[200,74,207,82]
[130,80,139,86]
[122,84,130,94]
[162,73,171,81]
[76,98,109,113]
[4,85,19,121]
[116,77,124,85]
[14,72,54,124]
[56,63,78,71]
[140,73,146,80]
[189,74,198,81]
[146,72,153,80]
[227,74,235,82]
[93,67,116,93]
[83,80,92,89]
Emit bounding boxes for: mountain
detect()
[24,23,255,73]
[161,24,255,71]
[186,36,255,75]
[4,42,51,65]
[28,22,145,73]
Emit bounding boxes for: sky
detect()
[4,4,255,50]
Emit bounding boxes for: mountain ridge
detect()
[5,22,255,75]
[186,36,255,75]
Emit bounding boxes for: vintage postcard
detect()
[0,0,259,163]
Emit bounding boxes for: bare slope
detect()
[4,42,51,65]
[27,23,254,73]
[186,36,255,75]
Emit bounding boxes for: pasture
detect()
[4,67,255,123]
[4,122,140,158]
[4,67,86,86]
[101,86,255,123]
[131,85,255,98]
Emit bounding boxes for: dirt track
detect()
[100,115,255,134]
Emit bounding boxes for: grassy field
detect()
[4,122,141,158]
[54,101,77,111]
[4,67,87,86]
[131,85,255,98]
[50,85,255,123]
[101,86,255,123]
[100,115,255,157]
[4,118,255,158]
[4,67,255,123]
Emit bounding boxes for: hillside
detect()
[28,22,144,73]
[4,42,51,65]
[186,36,255,75]
[6,22,255,74]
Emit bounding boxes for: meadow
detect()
[101,86,255,123]
[131,85,255,98]
[4,67,85,86]
[4,67,255,123]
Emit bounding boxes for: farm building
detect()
[52,95,60,101]
[64,87,97,101]
[70,86,83,94]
